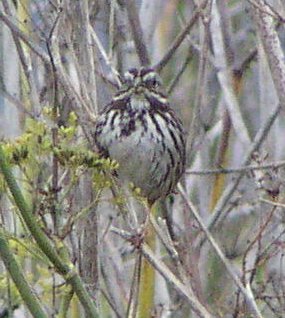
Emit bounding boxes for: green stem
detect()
[137,204,157,318]
[0,144,98,318]
[57,286,74,318]
[0,227,47,318]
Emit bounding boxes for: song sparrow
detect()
[94,67,186,205]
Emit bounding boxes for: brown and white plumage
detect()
[94,67,186,205]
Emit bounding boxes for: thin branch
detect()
[178,184,263,318]
[57,286,74,318]
[121,0,151,66]
[0,11,49,63]
[241,206,276,286]
[186,160,285,175]
[126,253,141,318]
[234,48,258,75]
[2,0,42,113]
[108,0,116,60]
[187,10,211,157]
[248,0,285,23]
[0,87,35,118]
[81,0,98,113]
[167,46,194,95]
[100,288,123,318]
[141,243,213,318]
[251,0,285,106]
[46,5,62,235]
[0,145,99,318]
[149,215,193,289]
[89,26,121,87]
[204,103,281,236]
[154,0,208,72]
[211,0,251,146]
[260,198,285,208]
[111,226,214,318]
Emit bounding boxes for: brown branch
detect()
[46,7,63,234]
[121,0,150,66]
[251,0,285,106]
[241,206,276,292]
[248,0,285,23]
[186,160,285,175]
[0,11,49,63]
[178,183,263,318]
[111,226,214,318]
[204,102,281,238]
[154,0,208,72]
[167,46,194,94]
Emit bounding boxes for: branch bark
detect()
[251,0,285,107]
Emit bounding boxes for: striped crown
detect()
[113,67,167,105]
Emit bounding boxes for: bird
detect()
[94,67,186,206]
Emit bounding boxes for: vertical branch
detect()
[139,0,164,46]
[16,0,31,119]
[80,0,98,113]
[178,184,263,318]
[2,0,40,116]
[126,253,141,317]
[47,6,63,234]
[205,102,281,235]
[251,0,285,107]
[187,6,211,157]
[81,176,99,299]
[121,0,150,66]
[137,206,156,318]
[211,0,251,146]
[154,0,208,72]
[108,0,116,60]
[209,0,249,213]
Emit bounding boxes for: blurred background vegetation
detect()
[1,0,285,317]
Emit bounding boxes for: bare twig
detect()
[0,11,49,63]
[81,0,98,113]
[117,0,150,66]
[154,0,208,72]
[89,26,121,87]
[242,206,276,284]
[248,0,285,23]
[0,87,35,118]
[2,0,42,114]
[111,226,213,318]
[203,103,281,237]
[251,0,285,106]
[178,184,263,318]
[197,0,285,238]
[141,243,213,318]
[121,0,150,66]
[108,0,116,60]
[187,10,211,157]
[167,47,194,95]
[186,160,285,175]
[260,198,285,208]
[235,48,258,75]
[211,0,251,146]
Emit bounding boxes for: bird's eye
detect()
[143,74,161,88]
[123,68,138,86]
[144,78,159,88]
[123,73,135,86]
